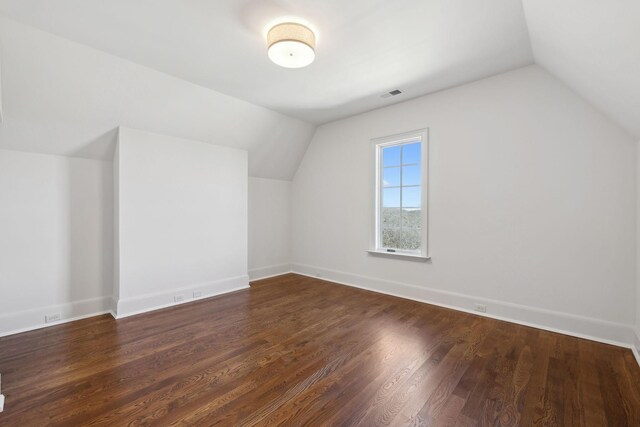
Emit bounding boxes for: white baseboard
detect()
[0,296,112,337]
[114,275,250,318]
[249,264,292,281]
[633,328,640,367]
[291,263,636,351]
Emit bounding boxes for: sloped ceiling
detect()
[0,17,315,179]
[0,1,637,180]
[0,0,534,124]
[522,0,640,140]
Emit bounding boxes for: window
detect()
[370,129,428,259]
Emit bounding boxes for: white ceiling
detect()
[522,0,640,140]
[0,0,534,124]
[0,0,637,178]
[0,17,315,179]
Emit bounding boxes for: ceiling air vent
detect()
[380,89,403,99]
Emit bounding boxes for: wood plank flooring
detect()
[1,273,639,426]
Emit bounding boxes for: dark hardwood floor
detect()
[0,273,639,426]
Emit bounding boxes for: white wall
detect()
[248,177,292,280]
[113,142,120,304]
[114,127,248,316]
[292,65,637,344]
[0,149,113,335]
[0,44,3,124]
[636,144,640,356]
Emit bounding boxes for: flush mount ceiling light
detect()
[267,22,316,68]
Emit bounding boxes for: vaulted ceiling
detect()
[522,0,640,140]
[0,1,637,179]
[0,0,534,124]
[0,17,315,179]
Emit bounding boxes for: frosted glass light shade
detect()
[267,23,316,68]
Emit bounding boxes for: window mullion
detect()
[399,145,403,247]
[378,146,383,249]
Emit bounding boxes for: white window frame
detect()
[368,129,429,260]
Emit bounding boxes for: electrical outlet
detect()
[193,291,202,298]
[174,295,185,303]
[0,372,4,412]
[0,372,4,413]
[474,304,487,313]
[45,313,61,323]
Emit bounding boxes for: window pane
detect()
[383,167,400,187]
[381,208,401,227]
[382,228,401,248]
[402,165,421,186]
[402,186,421,208]
[400,228,421,250]
[383,188,400,208]
[402,208,422,229]
[382,145,401,167]
[376,137,426,254]
[402,142,421,165]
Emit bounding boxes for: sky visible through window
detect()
[380,141,422,251]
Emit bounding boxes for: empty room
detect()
[0,0,639,425]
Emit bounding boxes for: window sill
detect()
[366,250,430,262]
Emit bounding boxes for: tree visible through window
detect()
[373,130,427,256]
